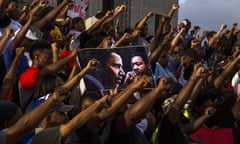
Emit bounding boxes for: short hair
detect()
[131,52,148,64]
[29,40,51,60]
[5,0,19,8]
[0,101,20,125]
[72,17,84,29]
[33,72,59,99]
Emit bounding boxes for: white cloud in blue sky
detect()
[178,0,240,31]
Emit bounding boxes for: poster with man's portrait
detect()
[77,46,155,91]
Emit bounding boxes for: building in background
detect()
[20,0,178,35]
[87,0,179,35]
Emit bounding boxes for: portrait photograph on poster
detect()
[77,46,155,92]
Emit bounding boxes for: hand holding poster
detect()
[77,46,155,92]
[67,0,88,19]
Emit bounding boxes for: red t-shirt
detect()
[19,67,40,91]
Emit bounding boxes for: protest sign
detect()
[67,0,88,19]
[77,46,154,91]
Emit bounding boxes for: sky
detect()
[178,0,240,32]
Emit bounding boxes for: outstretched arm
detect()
[149,16,169,52]
[84,76,152,132]
[42,48,79,73]
[168,64,207,125]
[208,24,227,48]
[11,1,45,51]
[35,0,72,30]
[214,53,240,89]
[182,106,215,134]
[101,5,126,30]
[171,27,185,48]
[149,27,175,68]
[134,11,153,31]
[60,95,110,139]
[6,87,71,144]
[117,77,171,134]
[86,10,113,36]
[57,2,73,18]
[0,47,24,100]
[0,27,12,55]
[0,0,4,17]
[62,59,99,89]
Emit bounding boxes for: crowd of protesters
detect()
[0,0,240,144]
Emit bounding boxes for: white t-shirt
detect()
[231,72,240,95]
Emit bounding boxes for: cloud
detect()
[179,0,186,4]
[179,0,240,31]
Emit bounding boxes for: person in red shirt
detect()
[18,40,79,113]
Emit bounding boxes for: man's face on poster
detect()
[131,56,147,76]
[106,52,125,87]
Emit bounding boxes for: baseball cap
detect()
[32,94,74,113]
[0,101,20,125]
[85,16,98,30]
[14,29,39,40]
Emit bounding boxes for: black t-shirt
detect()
[75,125,104,144]
[157,114,191,144]
[31,126,61,144]
[106,116,149,144]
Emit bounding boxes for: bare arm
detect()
[0,47,24,100]
[60,95,109,139]
[101,5,126,29]
[208,24,227,48]
[62,59,99,89]
[117,77,171,134]
[6,87,70,144]
[0,27,12,55]
[42,48,78,73]
[51,42,58,64]
[188,77,205,106]
[86,11,113,35]
[149,28,175,67]
[168,64,206,125]
[171,27,185,48]
[85,76,152,132]
[214,54,240,89]
[133,11,153,33]
[183,107,215,134]
[11,1,44,51]
[35,0,71,30]
[0,0,4,17]
[114,33,129,47]
[57,3,72,18]
[226,23,237,40]
[149,16,169,52]
[167,3,179,18]
[67,64,77,81]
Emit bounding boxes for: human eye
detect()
[112,63,121,68]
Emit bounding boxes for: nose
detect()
[119,68,125,76]
[133,64,138,71]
